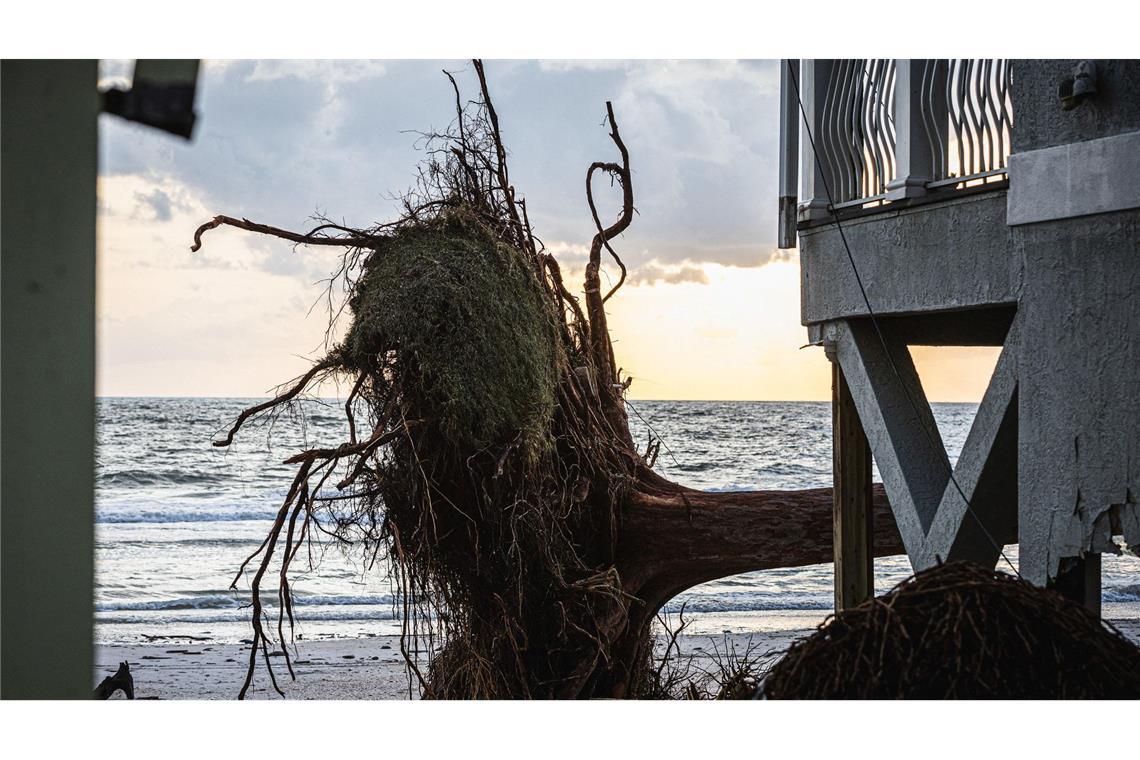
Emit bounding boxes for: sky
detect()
[96,59,998,401]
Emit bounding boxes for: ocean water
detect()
[95,398,1140,644]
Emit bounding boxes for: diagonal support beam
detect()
[920,316,1020,569]
[829,313,1021,572]
[834,319,949,560]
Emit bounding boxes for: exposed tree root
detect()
[763,562,1140,698]
[193,60,908,700]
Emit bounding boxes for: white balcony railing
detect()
[778,59,1014,247]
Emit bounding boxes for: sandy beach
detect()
[96,629,813,700]
[95,618,1140,699]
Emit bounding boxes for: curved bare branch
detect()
[212,358,338,447]
[190,215,375,253]
[585,102,634,303]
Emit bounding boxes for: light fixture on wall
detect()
[1059,60,1098,111]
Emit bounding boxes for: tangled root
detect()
[195,61,646,699]
[763,562,1140,699]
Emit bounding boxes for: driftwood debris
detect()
[93,661,135,700]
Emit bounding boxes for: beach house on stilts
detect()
[778,59,1140,614]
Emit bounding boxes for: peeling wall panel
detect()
[1016,209,1140,583]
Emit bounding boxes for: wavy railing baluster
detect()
[836,59,848,200]
[997,61,1008,166]
[855,60,868,199]
[866,60,885,197]
[802,58,1013,213]
[853,59,871,199]
[997,59,1012,165]
[961,60,976,176]
[821,57,898,204]
[830,59,847,201]
[843,60,857,201]
[978,59,993,172]
[877,59,896,194]
[884,60,896,180]
[988,60,1004,170]
[963,59,976,174]
[934,58,1014,184]
[834,59,852,200]
[948,60,959,178]
[921,59,946,180]
[862,58,873,196]
[820,61,842,205]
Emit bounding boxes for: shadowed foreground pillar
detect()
[1,60,97,698]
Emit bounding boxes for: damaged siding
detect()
[1010,60,1140,583]
[1015,210,1140,583]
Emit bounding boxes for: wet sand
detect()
[94,629,809,700]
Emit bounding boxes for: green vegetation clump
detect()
[342,210,561,455]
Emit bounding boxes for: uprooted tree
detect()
[192,60,904,699]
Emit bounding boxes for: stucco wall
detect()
[1012,59,1140,152]
[1015,208,1140,583]
[1006,59,1140,583]
[799,191,1020,326]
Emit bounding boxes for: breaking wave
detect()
[96,593,397,612]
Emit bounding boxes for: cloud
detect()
[642,242,793,270]
[543,240,589,260]
[133,187,176,221]
[542,238,793,295]
[99,60,786,282]
[626,260,710,287]
[243,60,388,83]
[490,60,784,269]
[537,60,629,73]
[99,173,341,283]
[94,60,820,398]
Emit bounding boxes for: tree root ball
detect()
[762,561,1140,699]
[342,210,561,455]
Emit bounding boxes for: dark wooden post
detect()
[832,359,874,610]
[1050,554,1101,617]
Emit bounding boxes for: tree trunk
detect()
[619,483,899,600]
[576,481,902,697]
